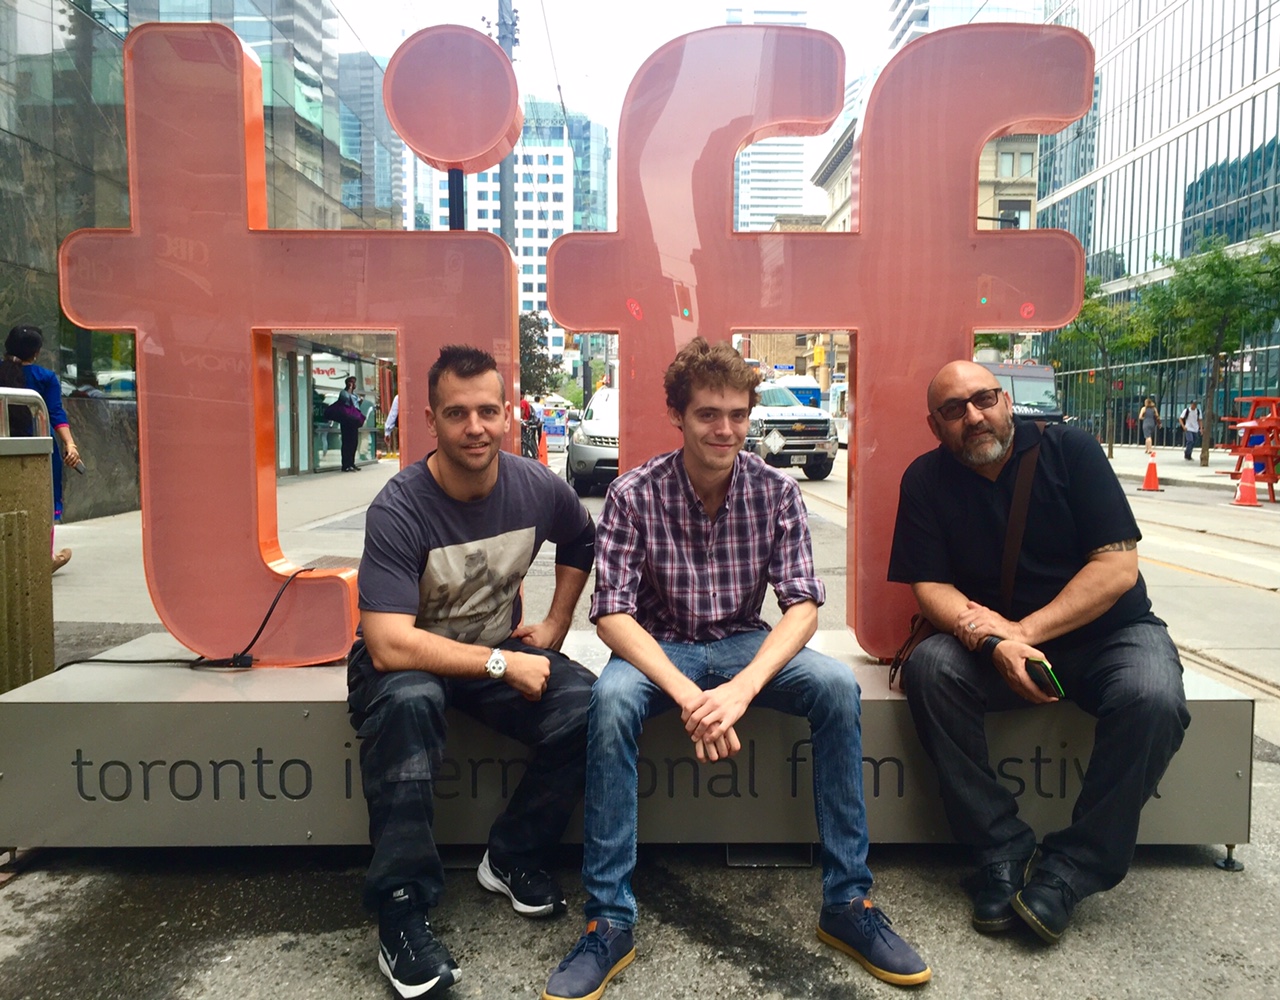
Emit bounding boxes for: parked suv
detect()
[565,387,619,496]
[746,382,839,480]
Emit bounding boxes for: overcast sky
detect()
[337,1,894,138]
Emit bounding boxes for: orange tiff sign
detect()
[60,22,1093,665]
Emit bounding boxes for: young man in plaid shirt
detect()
[543,339,930,1000]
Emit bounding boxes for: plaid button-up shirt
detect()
[590,449,825,642]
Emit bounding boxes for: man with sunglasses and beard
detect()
[887,360,1189,945]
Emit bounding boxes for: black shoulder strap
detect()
[1000,431,1042,615]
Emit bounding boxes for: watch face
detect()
[486,650,506,677]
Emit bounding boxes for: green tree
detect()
[1138,237,1280,465]
[518,312,560,398]
[1053,276,1152,458]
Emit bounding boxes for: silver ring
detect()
[967,622,976,631]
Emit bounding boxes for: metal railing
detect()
[0,387,51,438]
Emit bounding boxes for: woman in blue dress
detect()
[2,325,81,571]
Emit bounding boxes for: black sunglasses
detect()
[933,387,1002,422]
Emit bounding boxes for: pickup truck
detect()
[746,382,839,480]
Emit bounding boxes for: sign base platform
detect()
[0,632,1252,849]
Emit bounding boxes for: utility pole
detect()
[497,1,518,249]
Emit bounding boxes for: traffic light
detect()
[674,281,693,322]
[814,343,825,365]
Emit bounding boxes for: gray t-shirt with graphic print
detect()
[358,452,592,647]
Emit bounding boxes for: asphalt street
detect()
[2,444,1278,1000]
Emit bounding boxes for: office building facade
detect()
[414,96,611,366]
[1,0,409,516]
[1038,0,1280,437]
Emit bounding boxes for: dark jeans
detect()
[904,622,1189,897]
[340,421,359,469]
[347,637,595,911]
[1183,429,1201,459]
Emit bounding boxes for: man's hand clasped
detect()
[954,601,1057,706]
[681,681,752,763]
[502,650,551,701]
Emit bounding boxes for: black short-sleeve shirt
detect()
[888,420,1158,648]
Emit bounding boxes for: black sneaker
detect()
[477,850,567,917]
[1012,871,1080,944]
[543,918,636,1000]
[378,886,460,999]
[817,898,931,987]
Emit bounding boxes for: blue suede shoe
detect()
[542,919,636,1000]
[817,897,931,987]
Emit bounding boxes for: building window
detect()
[438,198,448,207]
[523,300,534,310]
[538,173,549,183]
[522,227,534,237]
[552,210,564,220]
[477,209,488,219]
[538,282,547,292]
[552,228,563,238]
[999,152,1015,178]
[537,192,549,202]
[553,155,563,165]
[478,172,488,182]
[538,228,548,238]
[523,282,534,292]
[522,247,533,256]
[477,190,488,200]
[522,172,533,183]
[491,209,501,220]
[538,246,548,255]
[537,154,549,165]
[522,264,534,274]
[552,192,564,202]
[552,174,563,183]
[538,300,547,310]
[998,199,1032,230]
[522,155,533,164]
[523,210,534,219]
[1019,152,1033,176]
[439,181,448,190]
[522,192,533,202]
[537,264,546,274]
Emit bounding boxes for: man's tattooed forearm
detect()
[1089,538,1138,555]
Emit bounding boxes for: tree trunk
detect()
[1200,328,1229,466]
[1100,347,1114,458]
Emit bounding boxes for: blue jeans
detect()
[904,622,1189,896]
[581,630,874,928]
[1184,429,1201,458]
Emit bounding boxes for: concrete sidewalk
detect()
[1105,440,1272,495]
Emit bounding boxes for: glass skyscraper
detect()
[1039,0,1280,433]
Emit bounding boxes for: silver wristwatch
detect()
[485,648,507,679]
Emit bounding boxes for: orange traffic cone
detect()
[1138,455,1163,492]
[1232,453,1261,507]
[537,427,548,466]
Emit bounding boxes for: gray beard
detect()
[960,425,1015,468]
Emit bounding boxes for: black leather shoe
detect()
[1012,871,1079,944]
[966,851,1036,933]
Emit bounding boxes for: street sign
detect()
[773,364,795,371]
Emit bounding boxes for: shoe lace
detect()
[856,904,896,945]
[509,865,556,896]
[396,911,442,963]
[556,929,611,970]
